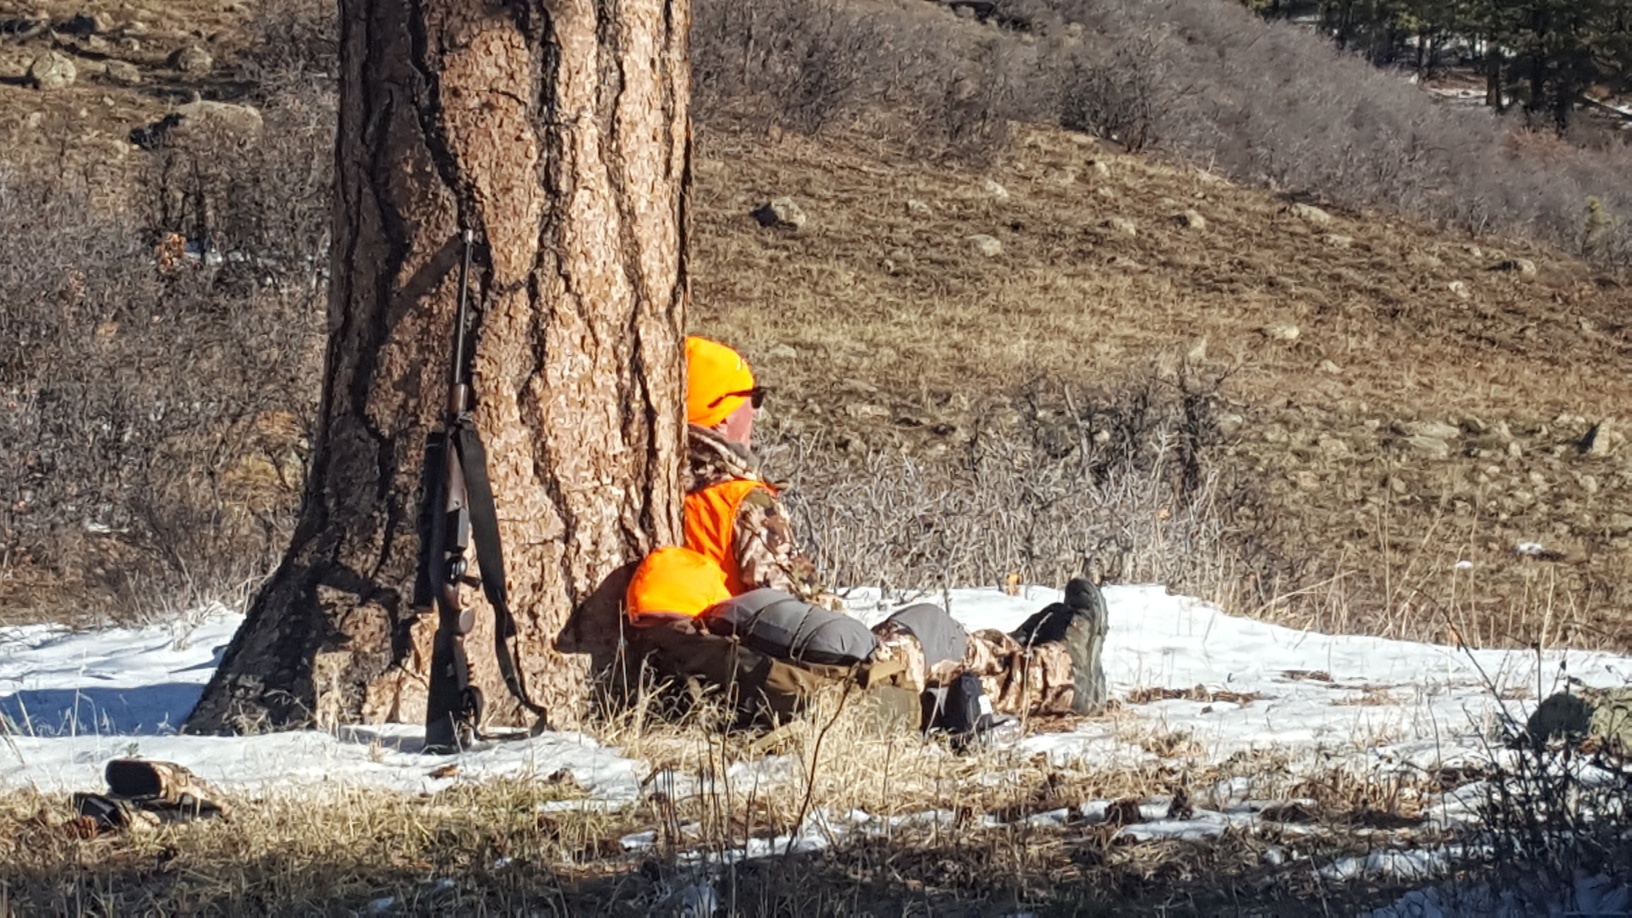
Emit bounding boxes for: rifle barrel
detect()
[450,228,475,396]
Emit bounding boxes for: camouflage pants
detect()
[872,619,1077,716]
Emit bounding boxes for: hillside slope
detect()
[691,126,1632,648]
[0,1,1630,649]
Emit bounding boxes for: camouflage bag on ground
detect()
[72,759,232,833]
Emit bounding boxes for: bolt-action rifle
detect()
[416,230,550,753]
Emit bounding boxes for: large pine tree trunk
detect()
[187,0,690,733]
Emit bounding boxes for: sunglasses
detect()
[708,387,768,410]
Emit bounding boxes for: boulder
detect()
[130,99,264,149]
[102,60,141,84]
[1394,419,1461,441]
[1578,418,1614,456]
[981,178,1009,201]
[1399,435,1451,460]
[1321,234,1353,249]
[751,197,807,231]
[1260,322,1299,342]
[967,234,1002,257]
[167,44,213,73]
[1289,202,1333,227]
[1172,209,1206,230]
[1102,217,1136,237]
[1448,280,1471,300]
[28,51,76,90]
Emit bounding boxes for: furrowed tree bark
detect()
[187,0,690,733]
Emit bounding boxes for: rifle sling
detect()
[454,419,552,727]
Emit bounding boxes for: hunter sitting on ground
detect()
[625,337,1110,726]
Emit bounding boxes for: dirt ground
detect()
[2,1,1631,650]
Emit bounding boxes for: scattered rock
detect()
[1289,202,1334,227]
[905,198,931,216]
[1406,252,1442,269]
[1493,258,1537,276]
[0,17,48,40]
[28,51,76,90]
[1090,160,1111,179]
[167,44,213,73]
[1260,323,1299,342]
[1185,337,1207,363]
[1321,234,1353,249]
[102,60,141,84]
[1448,280,1471,300]
[1095,186,1115,200]
[981,178,1009,201]
[1317,359,1342,374]
[1102,217,1136,237]
[1579,418,1614,456]
[1399,435,1451,460]
[1172,209,1207,230]
[967,234,1002,257]
[1316,437,1351,459]
[750,197,807,231]
[59,11,114,34]
[1394,419,1461,441]
[765,344,797,361]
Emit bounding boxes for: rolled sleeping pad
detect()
[877,602,970,666]
[701,588,877,666]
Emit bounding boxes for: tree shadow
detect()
[0,683,209,736]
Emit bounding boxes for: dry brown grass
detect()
[0,694,1449,916]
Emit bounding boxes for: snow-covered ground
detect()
[6,583,1630,912]
[4,583,1628,803]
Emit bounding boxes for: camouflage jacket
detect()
[685,425,826,602]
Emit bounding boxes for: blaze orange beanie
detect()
[685,336,755,428]
[626,546,732,619]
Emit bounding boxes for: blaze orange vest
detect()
[684,479,776,595]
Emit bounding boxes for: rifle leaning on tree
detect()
[415,229,551,753]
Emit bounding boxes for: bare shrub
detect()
[0,91,331,623]
[765,371,1244,600]
[235,0,339,97]
[691,0,888,134]
[1034,0,1632,270]
[1054,39,1167,152]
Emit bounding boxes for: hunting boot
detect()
[1010,578,1109,715]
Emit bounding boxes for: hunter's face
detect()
[717,399,756,447]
